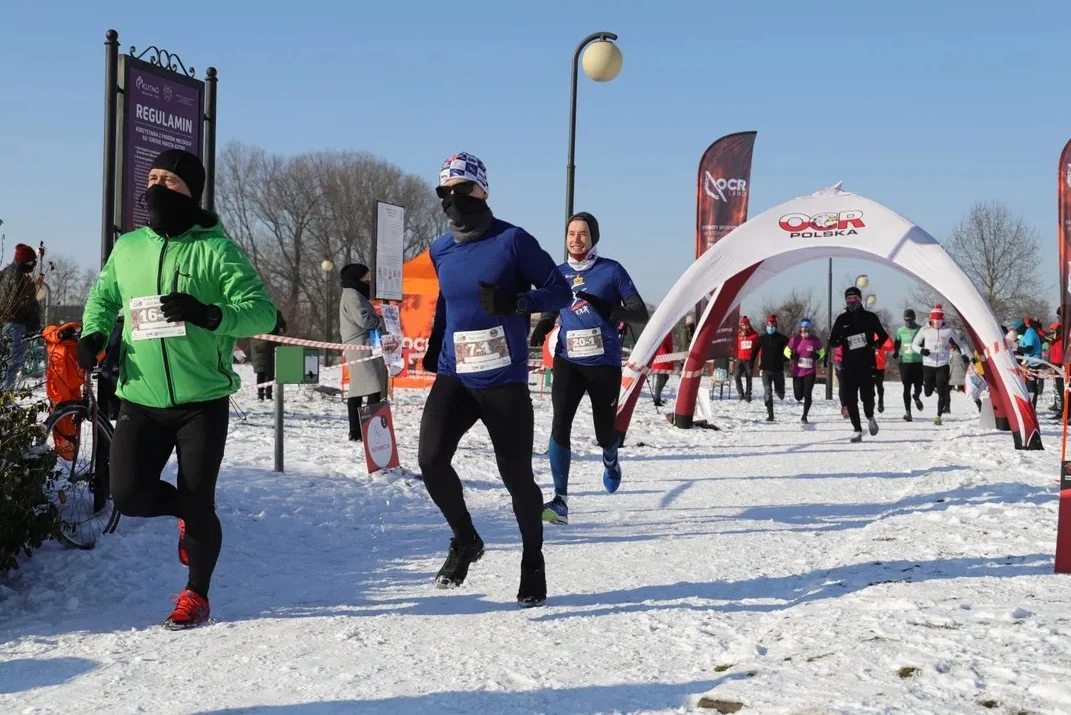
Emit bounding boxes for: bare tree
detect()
[218,141,446,340]
[758,287,825,336]
[909,200,1044,324]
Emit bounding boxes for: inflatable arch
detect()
[615,186,1043,450]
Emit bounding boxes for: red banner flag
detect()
[695,131,757,358]
[1056,139,1071,573]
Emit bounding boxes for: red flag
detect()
[695,131,756,359]
[1057,139,1071,573]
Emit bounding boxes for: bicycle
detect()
[29,344,119,549]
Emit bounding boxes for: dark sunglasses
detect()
[435,181,476,199]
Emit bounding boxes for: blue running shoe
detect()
[603,457,622,494]
[542,496,568,525]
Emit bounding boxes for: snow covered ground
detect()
[2,366,1070,714]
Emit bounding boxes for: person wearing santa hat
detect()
[911,304,969,425]
[0,243,41,391]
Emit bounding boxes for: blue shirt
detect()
[1019,327,1043,359]
[555,257,638,367]
[429,219,571,388]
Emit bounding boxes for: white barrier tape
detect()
[252,333,377,352]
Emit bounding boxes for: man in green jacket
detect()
[78,149,277,630]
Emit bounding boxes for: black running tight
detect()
[110,397,229,597]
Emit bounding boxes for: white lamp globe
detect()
[855,274,869,290]
[321,259,335,272]
[865,295,878,307]
[582,40,623,82]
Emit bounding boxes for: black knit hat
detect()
[568,212,600,246]
[151,149,206,202]
[845,286,862,300]
[904,308,916,321]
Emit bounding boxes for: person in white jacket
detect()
[911,304,969,425]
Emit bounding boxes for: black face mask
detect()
[17,263,34,274]
[846,301,862,312]
[441,194,489,230]
[145,184,201,237]
[355,280,371,299]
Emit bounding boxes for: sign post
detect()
[272,346,320,473]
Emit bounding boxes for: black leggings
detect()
[839,370,875,432]
[900,362,923,412]
[417,375,543,558]
[346,392,382,440]
[923,365,951,416]
[110,397,229,597]
[793,374,816,416]
[874,369,885,402]
[550,356,621,450]
[734,361,754,398]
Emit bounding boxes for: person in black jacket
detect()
[756,314,790,422]
[828,286,889,442]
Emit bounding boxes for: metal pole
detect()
[565,31,617,262]
[100,29,120,267]
[273,384,284,472]
[203,67,218,212]
[826,257,833,400]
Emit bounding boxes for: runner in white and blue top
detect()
[530,212,649,525]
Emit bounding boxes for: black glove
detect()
[961,354,971,366]
[76,332,107,371]
[576,291,613,321]
[477,281,519,315]
[422,334,442,374]
[160,292,223,330]
[530,322,553,348]
[789,351,799,361]
[920,348,931,357]
[892,351,900,360]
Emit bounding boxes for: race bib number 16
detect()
[130,296,186,341]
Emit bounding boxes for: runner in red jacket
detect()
[651,331,676,407]
[733,316,759,402]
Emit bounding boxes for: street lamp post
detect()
[564,31,623,260]
[321,259,334,365]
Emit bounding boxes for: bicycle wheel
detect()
[38,403,119,549]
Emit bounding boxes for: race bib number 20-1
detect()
[130,296,186,341]
[566,328,605,359]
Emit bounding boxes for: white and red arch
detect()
[615,186,1042,450]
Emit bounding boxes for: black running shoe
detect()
[914,395,924,412]
[435,533,485,589]
[517,553,546,608]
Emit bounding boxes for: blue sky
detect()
[0,0,1065,319]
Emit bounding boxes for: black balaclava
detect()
[904,309,917,327]
[442,193,493,241]
[844,286,863,312]
[341,263,371,299]
[145,149,210,237]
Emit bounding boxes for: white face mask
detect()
[932,319,944,329]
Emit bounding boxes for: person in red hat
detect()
[733,316,759,401]
[0,243,41,390]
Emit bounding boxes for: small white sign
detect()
[375,202,405,302]
[130,295,186,341]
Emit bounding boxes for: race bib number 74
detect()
[130,296,186,341]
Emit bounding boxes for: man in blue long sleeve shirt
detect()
[417,152,571,608]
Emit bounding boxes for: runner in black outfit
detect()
[756,315,790,422]
[828,286,888,443]
[417,153,571,607]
